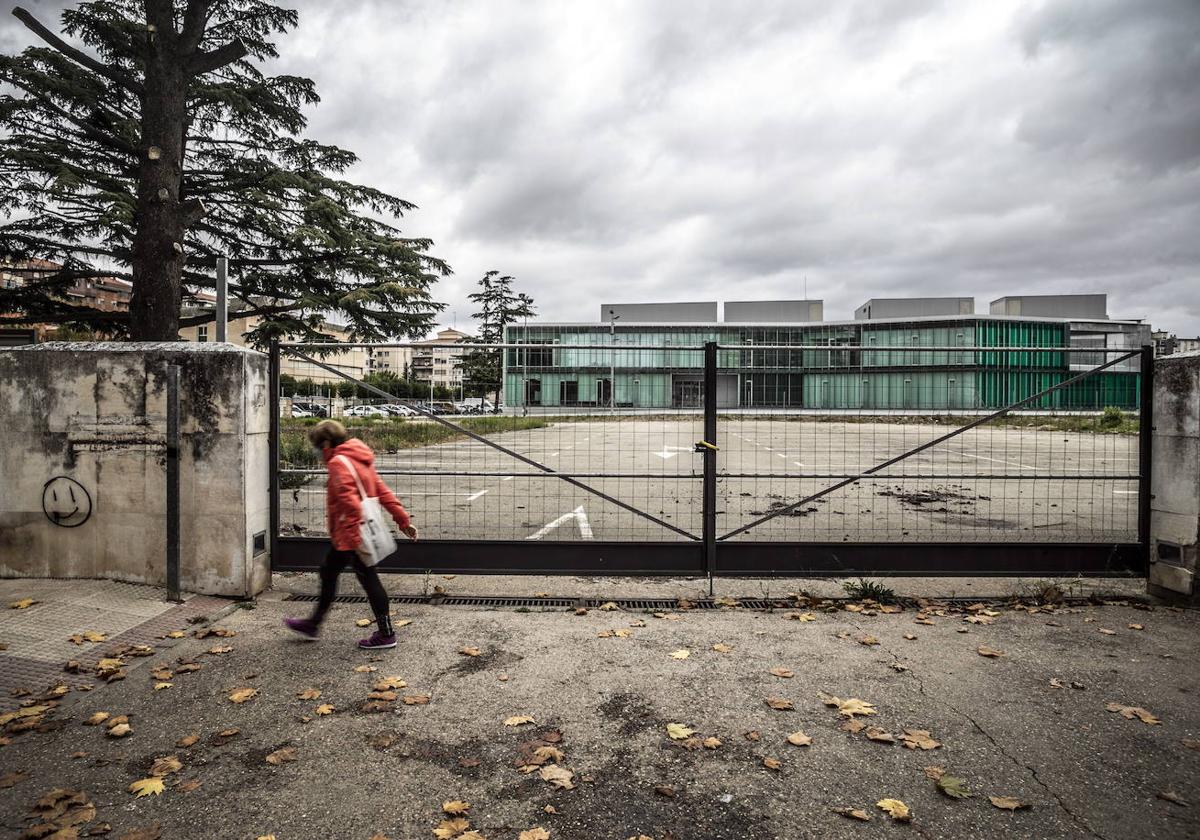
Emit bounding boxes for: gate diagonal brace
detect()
[284,348,700,541]
[718,349,1142,541]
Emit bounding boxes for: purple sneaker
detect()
[284,617,319,640]
[358,631,397,650]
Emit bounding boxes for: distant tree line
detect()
[280,371,495,401]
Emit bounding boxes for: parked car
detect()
[459,397,495,413]
[430,401,458,415]
[291,401,328,418]
[344,404,388,418]
[379,403,417,417]
[290,406,313,418]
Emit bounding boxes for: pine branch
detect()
[189,38,249,75]
[11,7,143,96]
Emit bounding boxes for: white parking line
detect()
[502,476,514,482]
[467,490,489,502]
[794,461,805,467]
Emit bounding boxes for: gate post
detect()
[1138,344,1154,560]
[268,339,280,570]
[703,342,718,586]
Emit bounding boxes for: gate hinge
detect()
[694,440,719,452]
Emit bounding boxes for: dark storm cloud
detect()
[2,0,1198,333]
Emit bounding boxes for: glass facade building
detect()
[503,316,1148,411]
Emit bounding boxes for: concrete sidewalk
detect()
[0,577,1196,840]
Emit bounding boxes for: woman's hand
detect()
[401,524,419,542]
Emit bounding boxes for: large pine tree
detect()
[0,1,447,342]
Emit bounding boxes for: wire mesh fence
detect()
[274,341,1147,557]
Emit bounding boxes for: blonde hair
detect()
[307,419,349,449]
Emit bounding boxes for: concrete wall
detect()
[725,300,824,322]
[990,294,1108,319]
[1149,349,1200,600]
[855,298,974,320]
[0,343,270,597]
[600,302,718,323]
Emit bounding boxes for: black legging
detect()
[311,548,393,635]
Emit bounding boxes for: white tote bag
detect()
[335,455,397,566]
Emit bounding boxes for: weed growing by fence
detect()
[279,416,551,458]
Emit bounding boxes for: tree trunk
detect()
[129,25,186,341]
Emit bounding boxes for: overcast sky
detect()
[4,0,1199,335]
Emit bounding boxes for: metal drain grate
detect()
[283,594,797,610]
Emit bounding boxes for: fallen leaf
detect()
[403,695,430,706]
[924,765,946,780]
[1099,628,1116,636]
[903,634,917,640]
[598,602,620,611]
[539,763,576,789]
[84,711,110,726]
[841,719,866,734]
[442,800,470,815]
[786,731,812,747]
[433,817,470,838]
[207,646,233,655]
[744,730,760,741]
[833,808,871,821]
[315,704,336,715]
[1049,678,1064,689]
[654,785,676,798]
[356,619,372,627]
[937,774,972,799]
[165,631,186,639]
[543,804,558,813]
[712,643,733,653]
[154,683,172,691]
[9,598,37,609]
[865,727,896,744]
[877,798,911,821]
[353,665,377,673]
[821,695,877,718]
[989,795,1029,810]
[1129,623,1144,631]
[702,736,722,749]
[787,612,817,622]
[505,715,535,726]
[669,649,690,660]
[460,646,482,657]
[1157,790,1189,807]
[1105,702,1161,724]
[217,727,240,737]
[149,755,182,777]
[297,688,322,700]
[265,747,298,765]
[374,677,406,691]
[763,757,782,771]
[901,729,941,750]
[0,771,24,788]
[859,636,880,646]
[229,687,258,704]
[107,723,132,738]
[766,696,794,711]
[369,691,397,702]
[129,778,165,798]
[395,620,413,628]
[666,723,696,740]
[176,734,199,748]
[977,646,1006,658]
[518,829,550,840]
[769,667,794,678]
[177,779,202,793]
[1183,739,1200,751]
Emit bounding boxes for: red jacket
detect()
[323,438,411,550]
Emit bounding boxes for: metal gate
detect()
[270,341,1151,578]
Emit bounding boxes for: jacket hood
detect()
[323,437,375,467]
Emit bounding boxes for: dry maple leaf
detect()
[165,630,186,639]
[977,646,1006,658]
[787,612,817,622]
[669,649,690,660]
[865,727,896,744]
[176,734,199,748]
[369,690,398,702]
[154,682,173,691]
[9,598,37,609]
[903,634,917,640]
[832,807,870,821]
[442,800,471,815]
[265,747,298,766]
[766,696,794,711]
[505,715,535,726]
[315,704,336,715]
[460,646,482,657]
[150,755,182,777]
[666,723,695,740]
[533,746,566,764]
[989,795,1028,810]
[518,829,550,840]
[539,764,576,790]
[598,601,620,611]
[712,643,733,653]
[937,775,972,799]
[229,687,258,704]
[543,804,558,813]
[763,757,782,771]
[297,688,321,700]
[403,695,431,706]
[786,731,813,747]
[877,799,911,821]
[84,711,109,726]
[703,737,722,749]
[432,817,470,838]
[1129,623,1144,631]
[744,730,761,741]
[859,636,880,646]
[129,778,165,798]
[107,723,132,738]
[769,667,794,678]
[353,665,378,673]
[924,765,946,780]
[356,619,372,627]
[1105,702,1161,724]
[374,677,407,691]
[901,729,941,750]
[217,727,240,737]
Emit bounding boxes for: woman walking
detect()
[284,420,417,649]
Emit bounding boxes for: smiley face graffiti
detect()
[42,476,92,528]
